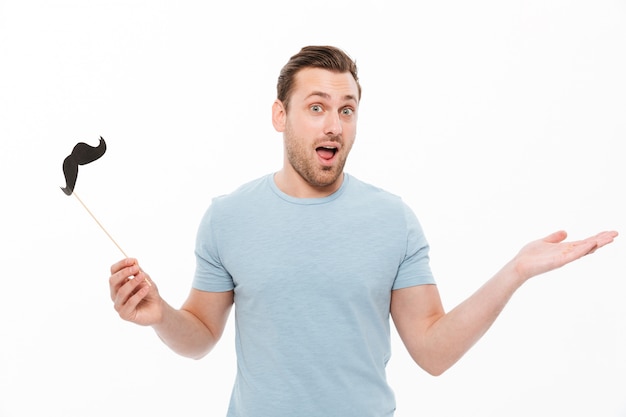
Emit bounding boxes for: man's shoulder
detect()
[345,173,403,204]
[213,174,270,203]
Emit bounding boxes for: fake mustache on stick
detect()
[60,136,107,195]
[59,137,151,288]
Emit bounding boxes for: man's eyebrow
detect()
[306,91,358,103]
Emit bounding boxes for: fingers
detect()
[110,257,136,275]
[544,230,618,250]
[109,258,138,302]
[109,258,153,300]
[595,230,619,246]
[584,230,619,255]
[108,257,158,324]
[113,276,151,321]
[559,230,618,259]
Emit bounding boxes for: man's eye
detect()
[310,105,323,112]
[342,108,354,116]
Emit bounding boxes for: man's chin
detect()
[309,170,343,188]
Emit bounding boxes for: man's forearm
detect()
[410,261,525,376]
[152,302,220,360]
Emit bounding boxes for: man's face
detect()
[273,68,359,194]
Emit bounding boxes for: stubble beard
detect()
[284,125,349,189]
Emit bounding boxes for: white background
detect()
[1,1,625,416]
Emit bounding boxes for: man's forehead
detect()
[293,68,359,102]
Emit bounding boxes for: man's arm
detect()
[390,230,618,376]
[109,258,234,359]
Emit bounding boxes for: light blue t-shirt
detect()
[193,173,435,417]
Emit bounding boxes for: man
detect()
[109,45,617,417]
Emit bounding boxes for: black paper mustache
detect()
[60,137,107,195]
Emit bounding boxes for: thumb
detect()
[543,230,567,244]
[133,263,153,288]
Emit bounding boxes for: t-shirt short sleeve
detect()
[392,203,436,290]
[192,202,235,292]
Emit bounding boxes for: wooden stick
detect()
[72,191,151,286]
[73,191,128,256]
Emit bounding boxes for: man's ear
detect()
[272,99,286,132]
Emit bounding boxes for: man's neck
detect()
[273,169,344,199]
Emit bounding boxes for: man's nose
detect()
[324,112,343,136]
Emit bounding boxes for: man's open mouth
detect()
[316,146,338,160]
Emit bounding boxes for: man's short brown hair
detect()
[276,45,361,111]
